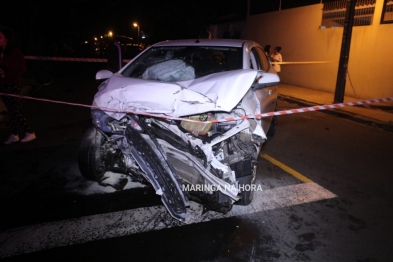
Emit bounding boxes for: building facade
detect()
[244,1,393,99]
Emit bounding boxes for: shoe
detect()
[4,134,19,145]
[21,132,36,143]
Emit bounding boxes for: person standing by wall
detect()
[271,46,282,73]
[0,26,36,144]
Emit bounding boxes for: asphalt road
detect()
[1,62,392,261]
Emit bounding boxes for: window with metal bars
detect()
[321,0,376,27]
[381,0,393,23]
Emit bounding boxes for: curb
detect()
[278,95,393,133]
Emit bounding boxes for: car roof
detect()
[151,39,255,48]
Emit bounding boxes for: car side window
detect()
[254,47,270,72]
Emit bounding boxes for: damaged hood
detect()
[94,69,258,119]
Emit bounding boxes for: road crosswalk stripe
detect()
[0,182,336,258]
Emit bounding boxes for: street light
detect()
[133,22,140,46]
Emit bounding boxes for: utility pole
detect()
[334,0,356,103]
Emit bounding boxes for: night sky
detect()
[2,0,323,55]
[3,1,246,45]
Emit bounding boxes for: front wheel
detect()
[78,126,107,182]
[235,174,256,206]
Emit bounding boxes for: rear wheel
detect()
[78,126,107,181]
[266,101,278,138]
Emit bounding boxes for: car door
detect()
[250,47,279,134]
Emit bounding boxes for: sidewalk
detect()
[278,83,393,132]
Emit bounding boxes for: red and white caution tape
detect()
[271,61,336,65]
[208,97,393,123]
[0,92,392,123]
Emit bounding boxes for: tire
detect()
[235,174,255,206]
[266,101,278,138]
[266,115,277,137]
[78,126,107,182]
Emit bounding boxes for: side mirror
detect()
[96,69,113,80]
[252,71,280,91]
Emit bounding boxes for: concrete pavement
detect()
[278,83,393,132]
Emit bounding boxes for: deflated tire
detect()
[78,126,107,182]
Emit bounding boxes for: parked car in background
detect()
[78,39,279,221]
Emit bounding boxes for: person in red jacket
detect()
[0,26,36,144]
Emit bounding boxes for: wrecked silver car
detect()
[78,39,279,221]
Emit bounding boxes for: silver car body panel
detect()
[94,69,258,120]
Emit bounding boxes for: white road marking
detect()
[0,182,336,258]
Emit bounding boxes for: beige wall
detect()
[245,2,393,99]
